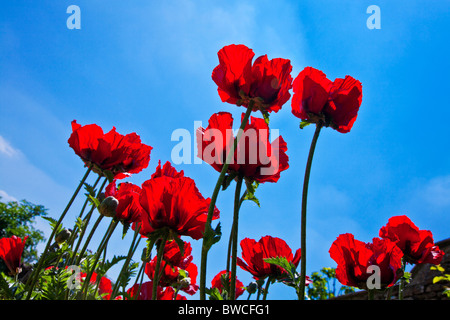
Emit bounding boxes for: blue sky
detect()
[1,1,450,299]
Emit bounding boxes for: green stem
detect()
[199,103,254,300]
[111,225,142,299]
[81,219,118,299]
[25,165,92,299]
[263,278,272,300]
[132,261,146,300]
[226,188,248,275]
[230,175,243,300]
[71,177,108,264]
[152,231,169,300]
[398,258,406,300]
[368,289,375,300]
[299,122,322,300]
[74,214,104,266]
[67,175,102,249]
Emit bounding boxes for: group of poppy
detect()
[0,44,444,299]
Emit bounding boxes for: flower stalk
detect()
[199,102,254,300]
[25,165,92,299]
[298,122,323,300]
[230,175,243,300]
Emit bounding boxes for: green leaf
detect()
[433,276,450,284]
[84,183,96,197]
[0,273,14,299]
[300,120,311,129]
[42,216,63,234]
[88,194,100,208]
[206,287,223,300]
[122,222,131,239]
[242,180,260,207]
[172,235,185,257]
[264,256,295,279]
[202,222,222,251]
[103,170,115,183]
[242,193,260,207]
[261,110,270,125]
[430,265,445,272]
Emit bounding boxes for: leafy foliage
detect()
[306,267,355,300]
[0,198,47,267]
[431,265,450,298]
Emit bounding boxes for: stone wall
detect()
[332,238,450,300]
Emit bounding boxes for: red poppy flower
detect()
[138,161,219,240]
[236,236,301,280]
[0,235,28,275]
[80,271,114,300]
[329,233,403,289]
[211,270,245,299]
[104,180,143,224]
[212,44,293,113]
[68,120,152,179]
[144,240,199,295]
[196,112,289,183]
[126,281,186,300]
[161,239,194,269]
[291,67,362,133]
[379,215,444,265]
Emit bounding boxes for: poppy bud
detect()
[55,229,72,245]
[246,281,258,294]
[98,196,118,218]
[179,277,191,289]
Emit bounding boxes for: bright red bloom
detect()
[162,239,194,269]
[68,120,152,179]
[212,44,293,113]
[105,180,143,224]
[379,215,444,265]
[196,112,289,183]
[138,161,219,240]
[126,281,186,300]
[211,270,245,299]
[0,235,28,275]
[144,240,199,295]
[291,67,362,133]
[329,233,404,289]
[236,236,301,280]
[80,271,114,300]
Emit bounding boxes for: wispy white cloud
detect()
[0,135,20,157]
[0,189,17,202]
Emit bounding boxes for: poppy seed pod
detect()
[55,229,72,245]
[246,281,258,294]
[98,196,118,218]
[179,277,191,289]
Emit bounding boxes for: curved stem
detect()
[152,231,169,300]
[70,177,108,266]
[74,214,104,266]
[226,188,248,275]
[111,225,142,299]
[25,165,92,299]
[199,104,253,300]
[67,175,102,249]
[230,175,243,300]
[298,122,322,300]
